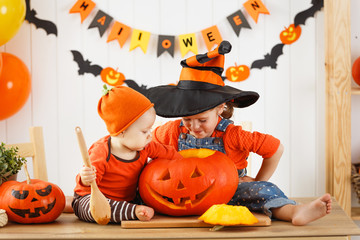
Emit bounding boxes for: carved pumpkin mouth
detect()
[145,181,215,210]
[106,75,120,85]
[9,199,56,218]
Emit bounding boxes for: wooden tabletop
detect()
[1,198,360,240]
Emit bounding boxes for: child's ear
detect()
[217,103,226,115]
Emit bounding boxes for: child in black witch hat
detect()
[146,41,331,225]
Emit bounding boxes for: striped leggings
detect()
[72,193,139,223]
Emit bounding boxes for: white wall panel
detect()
[0,0,326,198]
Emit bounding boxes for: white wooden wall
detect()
[0,0,326,197]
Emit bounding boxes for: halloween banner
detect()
[71,0,324,88]
[69,0,270,57]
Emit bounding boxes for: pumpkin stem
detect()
[23,163,32,184]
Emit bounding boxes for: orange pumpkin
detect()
[100,67,125,86]
[139,148,238,216]
[0,176,65,223]
[352,56,360,87]
[225,64,250,82]
[280,24,301,45]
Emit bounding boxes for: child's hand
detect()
[80,166,96,186]
[239,176,255,183]
[135,205,154,221]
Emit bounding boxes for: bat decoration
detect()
[25,0,58,36]
[294,0,324,27]
[124,80,149,96]
[70,50,103,77]
[250,43,285,70]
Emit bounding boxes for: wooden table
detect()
[1,198,360,240]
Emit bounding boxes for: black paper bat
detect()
[71,50,103,76]
[124,80,149,96]
[251,43,285,69]
[25,0,58,36]
[294,0,324,27]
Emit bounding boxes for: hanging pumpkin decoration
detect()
[352,56,360,87]
[225,64,250,82]
[280,24,302,45]
[139,148,238,216]
[100,67,125,86]
[199,204,258,226]
[0,164,65,224]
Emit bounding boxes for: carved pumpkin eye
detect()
[159,169,171,181]
[191,167,203,178]
[36,185,52,196]
[11,190,29,200]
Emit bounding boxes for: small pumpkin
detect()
[352,56,360,87]
[139,148,238,216]
[225,64,250,82]
[280,24,301,45]
[100,67,125,86]
[199,204,258,226]
[0,165,65,224]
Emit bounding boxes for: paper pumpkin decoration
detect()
[199,204,258,226]
[0,167,65,224]
[0,52,31,120]
[139,148,238,216]
[280,24,301,45]
[225,64,250,82]
[352,56,360,87]
[100,67,125,86]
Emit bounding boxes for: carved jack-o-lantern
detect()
[280,24,302,45]
[225,64,250,82]
[100,67,125,86]
[0,178,65,223]
[139,148,239,216]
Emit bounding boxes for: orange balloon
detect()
[0,52,31,120]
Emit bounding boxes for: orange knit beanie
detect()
[98,85,154,136]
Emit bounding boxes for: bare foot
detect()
[291,193,332,226]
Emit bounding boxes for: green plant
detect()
[0,142,26,184]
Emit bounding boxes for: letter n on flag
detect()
[201,25,222,51]
[69,0,96,23]
[179,33,198,57]
[107,21,131,48]
[243,0,270,23]
[227,9,251,37]
[157,35,175,58]
[88,10,113,37]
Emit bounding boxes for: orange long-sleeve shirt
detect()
[74,135,182,201]
[152,119,280,170]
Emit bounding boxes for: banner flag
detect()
[243,0,269,23]
[179,33,198,57]
[107,21,131,48]
[227,9,251,37]
[129,29,151,53]
[201,25,222,51]
[69,0,96,23]
[88,10,113,37]
[157,35,175,57]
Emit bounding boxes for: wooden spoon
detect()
[75,126,111,225]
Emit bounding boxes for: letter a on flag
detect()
[243,0,269,23]
[69,0,96,23]
[179,33,198,57]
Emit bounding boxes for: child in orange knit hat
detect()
[72,85,182,224]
